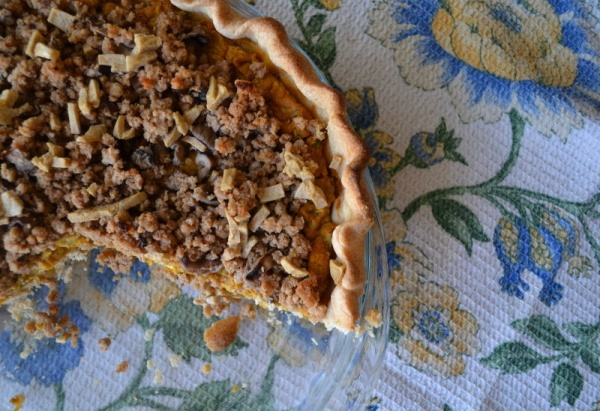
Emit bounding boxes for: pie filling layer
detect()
[0,0,370,330]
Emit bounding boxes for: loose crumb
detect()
[98,337,112,352]
[203,316,240,352]
[144,329,155,341]
[9,394,25,411]
[153,367,163,384]
[239,302,256,321]
[115,361,129,374]
[168,354,182,368]
[202,364,212,374]
[365,309,383,328]
[19,347,33,360]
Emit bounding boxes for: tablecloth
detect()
[2,0,600,410]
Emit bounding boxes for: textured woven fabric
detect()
[1,1,600,410]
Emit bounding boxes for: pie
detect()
[0,0,373,333]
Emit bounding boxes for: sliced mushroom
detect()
[182,26,210,45]
[190,124,216,152]
[171,141,187,166]
[194,183,218,206]
[244,252,276,280]
[131,147,156,170]
[195,152,213,181]
[181,256,223,275]
[6,148,35,173]
[190,89,207,103]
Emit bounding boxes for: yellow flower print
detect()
[392,281,479,377]
[368,0,600,138]
[318,0,342,10]
[432,0,577,86]
[567,255,593,278]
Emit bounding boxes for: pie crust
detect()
[0,0,373,332]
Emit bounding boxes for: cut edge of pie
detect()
[172,0,374,332]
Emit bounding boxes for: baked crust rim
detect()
[170,0,374,331]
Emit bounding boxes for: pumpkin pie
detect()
[0,0,372,332]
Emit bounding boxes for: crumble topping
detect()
[1,0,339,322]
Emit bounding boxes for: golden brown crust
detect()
[171,0,374,331]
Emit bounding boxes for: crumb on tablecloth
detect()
[97,337,111,352]
[115,361,129,374]
[169,354,182,368]
[9,394,25,411]
[203,315,240,352]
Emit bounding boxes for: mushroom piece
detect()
[190,124,216,152]
[171,141,187,166]
[244,251,274,280]
[181,256,223,275]
[195,152,213,181]
[182,26,210,45]
[6,148,35,173]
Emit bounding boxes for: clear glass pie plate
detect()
[0,1,389,409]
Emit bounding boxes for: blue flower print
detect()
[494,215,531,299]
[386,240,403,272]
[66,249,179,335]
[535,207,578,258]
[88,248,151,297]
[0,282,91,386]
[391,281,479,377]
[399,119,467,170]
[345,87,378,132]
[343,88,401,205]
[527,226,564,306]
[493,213,567,306]
[363,130,402,205]
[366,402,381,411]
[368,0,600,139]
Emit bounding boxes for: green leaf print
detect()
[388,322,403,344]
[550,363,583,407]
[290,0,338,86]
[480,342,545,374]
[581,344,600,374]
[482,316,600,407]
[156,296,247,362]
[512,315,572,351]
[565,322,598,339]
[177,380,249,411]
[430,199,489,256]
[306,14,326,36]
[307,0,327,9]
[314,26,336,71]
[401,109,600,308]
[97,310,276,411]
[54,383,65,411]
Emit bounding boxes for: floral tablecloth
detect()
[2,0,600,410]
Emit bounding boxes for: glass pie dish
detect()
[0,1,389,409]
